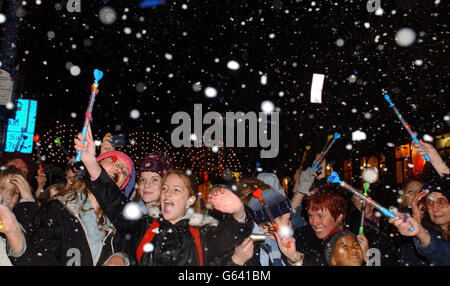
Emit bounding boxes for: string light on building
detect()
[175,143,242,182]
[114,131,174,166]
[35,123,78,165]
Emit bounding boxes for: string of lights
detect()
[33,124,242,183]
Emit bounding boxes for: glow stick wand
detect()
[312,132,342,171]
[33,135,43,170]
[76,69,103,162]
[297,145,311,174]
[54,137,71,159]
[384,94,430,162]
[328,171,414,232]
[252,188,291,248]
[358,182,370,235]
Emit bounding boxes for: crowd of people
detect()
[0,123,448,266]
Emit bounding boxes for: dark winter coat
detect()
[10,196,133,266]
[413,227,450,266]
[13,200,38,232]
[397,235,430,266]
[84,167,254,266]
[294,225,327,266]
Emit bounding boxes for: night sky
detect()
[5,0,450,179]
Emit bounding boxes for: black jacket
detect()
[84,167,254,266]
[13,201,38,231]
[206,207,261,266]
[294,225,327,266]
[10,197,133,266]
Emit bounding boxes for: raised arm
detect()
[74,122,145,245]
[414,139,450,177]
[0,204,25,256]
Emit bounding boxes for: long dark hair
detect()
[423,205,449,241]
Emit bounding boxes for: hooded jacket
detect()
[10,193,133,266]
[256,173,286,197]
[84,167,254,266]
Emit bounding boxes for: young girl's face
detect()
[160,174,194,224]
[332,235,363,266]
[138,171,162,204]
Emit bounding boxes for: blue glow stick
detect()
[76,69,103,162]
[384,94,430,162]
[139,0,165,8]
[328,171,415,232]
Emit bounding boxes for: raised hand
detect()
[411,190,429,223]
[389,211,432,247]
[208,187,244,220]
[34,168,47,199]
[297,167,315,195]
[273,231,302,265]
[36,169,47,190]
[101,133,114,154]
[74,122,102,180]
[0,204,24,254]
[0,204,20,234]
[388,211,422,237]
[414,139,450,176]
[357,234,370,263]
[74,122,97,164]
[10,174,33,201]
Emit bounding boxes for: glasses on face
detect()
[426,198,449,209]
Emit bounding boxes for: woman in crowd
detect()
[390,139,450,266]
[0,166,35,265]
[389,181,449,266]
[0,166,37,232]
[75,123,254,266]
[133,153,172,214]
[293,187,348,265]
[7,147,136,266]
[395,178,430,265]
[100,132,171,214]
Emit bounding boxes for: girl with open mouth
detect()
[74,123,254,266]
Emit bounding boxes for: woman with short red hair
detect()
[293,187,352,266]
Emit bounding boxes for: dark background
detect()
[1,0,448,199]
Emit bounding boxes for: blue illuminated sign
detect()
[4,99,37,154]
